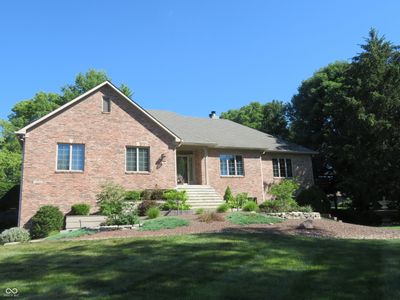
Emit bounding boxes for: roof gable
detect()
[15,81,181,142]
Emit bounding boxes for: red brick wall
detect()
[19,86,177,227]
[206,149,265,202]
[261,153,314,199]
[206,150,314,203]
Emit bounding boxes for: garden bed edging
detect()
[264,212,321,219]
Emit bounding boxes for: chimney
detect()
[209,111,219,119]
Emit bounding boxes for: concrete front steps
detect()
[176,185,224,209]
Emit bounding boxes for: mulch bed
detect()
[75,214,400,241]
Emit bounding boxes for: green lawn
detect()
[0,233,399,299]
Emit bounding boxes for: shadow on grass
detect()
[0,232,399,299]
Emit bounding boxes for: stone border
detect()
[264,212,321,219]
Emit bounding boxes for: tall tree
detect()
[291,29,400,210]
[261,100,290,138]
[289,61,349,205]
[220,102,264,130]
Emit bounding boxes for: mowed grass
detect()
[0,233,399,299]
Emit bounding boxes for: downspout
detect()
[259,151,266,202]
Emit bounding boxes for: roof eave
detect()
[179,143,318,154]
[264,149,318,155]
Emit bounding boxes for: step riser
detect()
[189,202,222,204]
[189,205,221,208]
[176,186,224,208]
[188,196,221,200]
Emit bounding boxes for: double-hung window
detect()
[272,158,293,178]
[220,155,244,176]
[57,144,85,171]
[126,147,150,172]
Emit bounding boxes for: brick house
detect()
[16,81,316,227]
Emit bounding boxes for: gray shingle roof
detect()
[148,110,316,154]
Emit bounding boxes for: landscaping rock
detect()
[264,212,321,220]
[298,219,314,229]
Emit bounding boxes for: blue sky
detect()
[1,1,399,120]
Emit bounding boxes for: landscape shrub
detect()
[197,211,224,223]
[296,205,313,213]
[337,198,352,210]
[105,211,139,225]
[31,205,64,238]
[138,200,159,216]
[0,227,30,244]
[150,189,168,200]
[216,203,229,213]
[140,189,153,200]
[147,207,160,219]
[269,179,299,203]
[242,201,259,212]
[97,182,126,216]
[296,185,330,213]
[228,193,249,210]
[258,180,302,213]
[70,203,90,216]
[195,208,205,215]
[259,200,312,213]
[162,190,190,210]
[125,190,141,201]
[224,186,234,203]
[259,200,294,213]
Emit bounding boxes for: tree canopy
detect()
[220,100,290,138]
[221,29,400,211]
[290,29,400,210]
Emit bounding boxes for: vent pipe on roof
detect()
[209,111,219,119]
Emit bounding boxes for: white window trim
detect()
[220,154,244,177]
[273,158,293,178]
[125,146,150,173]
[56,143,85,172]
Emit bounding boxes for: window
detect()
[272,158,293,178]
[126,147,150,172]
[220,155,244,176]
[57,144,85,171]
[102,96,111,113]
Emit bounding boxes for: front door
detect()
[177,155,194,184]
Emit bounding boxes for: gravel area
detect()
[75,214,400,241]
